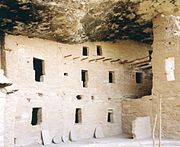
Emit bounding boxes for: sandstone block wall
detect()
[152,14,180,139]
[121,15,180,139]
[121,96,152,137]
[3,35,151,146]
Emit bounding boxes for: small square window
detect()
[136,72,143,84]
[82,47,88,56]
[64,73,68,76]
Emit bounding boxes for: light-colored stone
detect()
[94,127,104,139]
[62,133,69,143]
[2,34,151,146]
[41,129,51,145]
[132,116,151,139]
[0,69,12,86]
[52,135,62,144]
[69,130,78,142]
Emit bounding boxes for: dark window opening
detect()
[82,47,88,56]
[148,50,153,61]
[136,72,143,84]
[97,46,102,56]
[33,58,44,82]
[75,108,82,124]
[31,108,42,126]
[76,95,82,100]
[81,70,88,88]
[109,71,115,83]
[64,73,68,76]
[107,109,113,123]
[14,138,16,145]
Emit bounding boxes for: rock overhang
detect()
[0,0,180,44]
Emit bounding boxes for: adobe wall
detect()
[4,34,151,146]
[121,15,180,139]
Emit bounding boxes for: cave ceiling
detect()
[0,0,180,44]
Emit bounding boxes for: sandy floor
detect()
[20,136,180,147]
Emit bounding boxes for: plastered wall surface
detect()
[121,96,152,137]
[2,35,151,146]
[0,93,6,147]
[121,15,180,139]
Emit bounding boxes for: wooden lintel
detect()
[119,60,128,64]
[89,59,96,62]
[140,65,152,70]
[96,57,105,61]
[81,57,88,61]
[136,62,151,67]
[126,55,149,64]
[111,59,120,63]
[137,64,152,69]
[73,57,80,60]
[103,58,112,62]
[64,54,72,58]
[132,60,151,66]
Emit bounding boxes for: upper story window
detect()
[136,72,143,84]
[33,57,45,82]
[81,70,88,88]
[82,47,88,56]
[97,45,102,56]
[109,71,115,83]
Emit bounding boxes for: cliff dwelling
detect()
[0,0,180,147]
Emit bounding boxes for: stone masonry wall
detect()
[152,14,180,139]
[121,96,152,137]
[3,34,151,146]
[121,15,180,139]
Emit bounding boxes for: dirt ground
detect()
[20,136,180,147]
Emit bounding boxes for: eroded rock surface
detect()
[0,0,180,44]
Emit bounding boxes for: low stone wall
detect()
[121,94,180,139]
[121,96,152,137]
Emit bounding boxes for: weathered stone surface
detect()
[61,134,69,143]
[121,15,180,139]
[69,130,78,141]
[94,127,104,139]
[121,96,152,137]
[132,116,151,139]
[0,0,180,44]
[0,70,12,86]
[3,34,151,146]
[52,135,62,144]
[41,129,51,145]
[0,93,6,147]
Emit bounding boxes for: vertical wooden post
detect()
[153,114,158,147]
[159,97,162,147]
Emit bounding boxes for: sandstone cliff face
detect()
[0,0,180,44]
